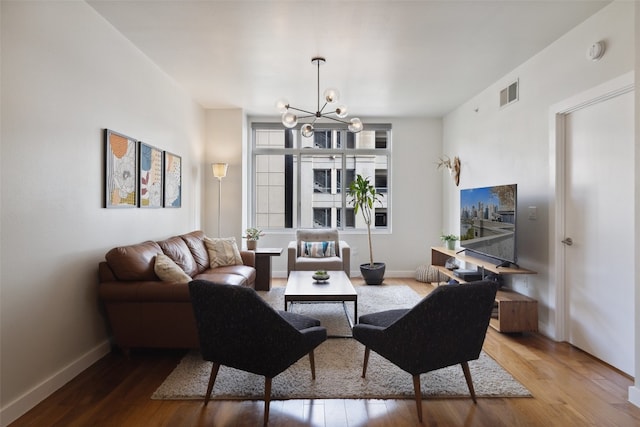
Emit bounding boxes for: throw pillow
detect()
[300,241,336,258]
[154,253,192,283]
[204,236,243,268]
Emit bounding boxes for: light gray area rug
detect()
[152,285,531,400]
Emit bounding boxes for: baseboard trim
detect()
[0,340,111,427]
[629,385,640,408]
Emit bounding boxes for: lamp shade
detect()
[212,163,228,179]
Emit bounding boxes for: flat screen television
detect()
[459,184,517,267]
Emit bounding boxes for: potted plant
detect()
[347,174,385,285]
[441,233,459,250]
[243,227,264,250]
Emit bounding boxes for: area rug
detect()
[152,285,531,400]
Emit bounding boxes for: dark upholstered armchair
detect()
[188,280,327,426]
[352,281,498,422]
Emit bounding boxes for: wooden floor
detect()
[10,279,640,427]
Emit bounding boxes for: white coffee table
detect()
[284,270,358,329]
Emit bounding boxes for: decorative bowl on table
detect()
[312,271,330,283]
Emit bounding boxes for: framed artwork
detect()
[104,129,138,208]
[163,151,182,208]
[138,141,163,208]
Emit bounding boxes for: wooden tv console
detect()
[430,247,538,333]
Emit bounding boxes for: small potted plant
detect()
[243,227,264,250]
[441,233,459,250]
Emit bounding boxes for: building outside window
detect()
[251,123,391,231]
[313,169,331,193]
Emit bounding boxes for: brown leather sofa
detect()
[98,230,256,352]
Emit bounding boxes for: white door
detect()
[563,89,634,376]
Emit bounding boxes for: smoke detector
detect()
[586,41,605,61]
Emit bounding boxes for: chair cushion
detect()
[296,229,341,256]
[204,237,243,268]
[192,271,247,286]
[301,241,336,257]
[295,256,343,271]
[278,311,321,330]
[154,253,192,283]
[359,309,410,328]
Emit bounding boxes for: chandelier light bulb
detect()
[282,111,298,128]
[301,123,314,138]
[335,105,348,118]
[348,117,363,133]
[323,88,340,103]
[275,98,289,113]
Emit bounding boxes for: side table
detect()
[253,248,283,291]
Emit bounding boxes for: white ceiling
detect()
[87,0,611,118]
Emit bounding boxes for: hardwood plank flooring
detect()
[10,279,640,426]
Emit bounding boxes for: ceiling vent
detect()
[499,79,519,108]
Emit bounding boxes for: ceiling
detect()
[87,1,611,119]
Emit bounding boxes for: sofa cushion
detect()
[105,241,162,281]
[210,264,256,285]
[154,253,192,283]
[180,231,209,274]
[157,236,198,277]
[204,237,243,268]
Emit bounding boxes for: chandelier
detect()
[276,56,363,138]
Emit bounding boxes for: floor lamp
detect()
[212,163,228,236]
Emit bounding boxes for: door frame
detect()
[549,71,634,341]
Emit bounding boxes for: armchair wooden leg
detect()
[361,347,370,378]
[263,377,272,426]
[461,361,477,403]
[412,374,423,423]
[205,363,221,405]
[309,350,316,380]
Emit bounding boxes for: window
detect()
[375,170,387,194]
[314,169,331,193]
[375,209,387,227]
[251,124,391,231]
[313,208,331,228]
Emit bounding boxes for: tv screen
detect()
[460,184,517,266]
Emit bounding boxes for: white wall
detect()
[0,2,205,424]
[443,1,634,338]
[243,116,444,278]
[204,109,245,241]
[632,0,640,410]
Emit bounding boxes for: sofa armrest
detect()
[339,240,351,277]
[287,240,298,276]
[240,250,255,267]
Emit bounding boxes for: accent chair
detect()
[287,228,351,277]
[188,280,327,426]
[352,281,499,422]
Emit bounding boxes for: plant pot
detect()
[360,262,386,285]
[246,240,257,250]
[446,240,456,250]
